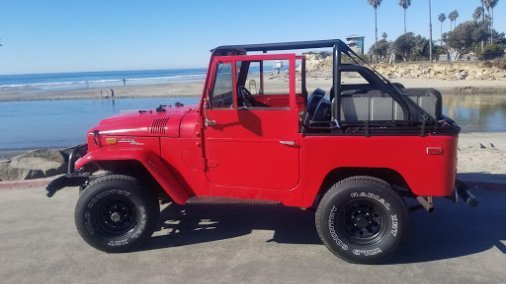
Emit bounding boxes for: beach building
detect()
[345,35,365,55]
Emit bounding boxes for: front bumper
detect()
[46,144,89,197]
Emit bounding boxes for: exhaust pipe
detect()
[416,196,434,213]
[455,180,479,207]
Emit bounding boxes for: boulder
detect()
[454,71,468,80]
[0,149,67,181]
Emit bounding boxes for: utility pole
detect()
[429,0,433,62]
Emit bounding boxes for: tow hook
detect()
[455,180,479,207]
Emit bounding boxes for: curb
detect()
[0,177,53,190]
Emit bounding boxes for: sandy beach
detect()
[2,75,506,102]
[0,81,205,101]
[457,132,506,182]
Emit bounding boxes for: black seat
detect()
[312,99,331,121]
[306,88,325,117]
[303,89,325,126]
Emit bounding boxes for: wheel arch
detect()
[311,167,411,209]
[76,149,193,204]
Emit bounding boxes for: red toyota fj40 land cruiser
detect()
[47,40,477,263]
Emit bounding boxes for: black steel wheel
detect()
[74,174,160,252]
[339,198,388,245]
[315,176,408,264]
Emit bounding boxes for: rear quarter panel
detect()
[301,134,458,207]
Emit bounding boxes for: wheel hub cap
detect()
[342,203,384,241]
[110,212,121,223]
[354,216,369,229]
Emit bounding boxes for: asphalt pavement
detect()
[0,183,505,284]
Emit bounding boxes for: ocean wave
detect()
[0,73,206,89]
[127,74,206,82]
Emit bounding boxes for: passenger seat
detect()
[303,88,325,125]
[312,99,331,122]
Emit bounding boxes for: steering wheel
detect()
[238,86,255,107]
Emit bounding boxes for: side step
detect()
[186,196,280,206]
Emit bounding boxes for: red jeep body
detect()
[47,40,474,263]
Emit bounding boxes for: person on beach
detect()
[123,78,126,86]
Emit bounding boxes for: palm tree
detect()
[399,0,411,34]
[438,13,446,44]
[429,0,433,62]
[448,10,459,30]
[473,6,484,21]
[481,0,486,21]
[473,7,486,51]
[483,0,499,43]
[368,0,383,45]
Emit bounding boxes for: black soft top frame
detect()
[213,39,351,53]
[213,39,362,121]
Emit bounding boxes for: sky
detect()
[0,0,505,75]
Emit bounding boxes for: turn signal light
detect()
[105,138,118,145]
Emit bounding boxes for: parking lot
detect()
[0,183,505,284]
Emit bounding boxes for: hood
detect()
[91,105,196,138]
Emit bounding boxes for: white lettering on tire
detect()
[88,189,131,209]
[352,248,382,256]
[328,206,348,251]
[390,214,398,237]
[108,239,129,247]
[350,192,390,211]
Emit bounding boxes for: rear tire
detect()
[74,174,160,252]
[315,176,408,264]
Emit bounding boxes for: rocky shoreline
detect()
[0,149,68,181]
[303,53,506,94]
[373,62,506,81]
[305,53,506,81]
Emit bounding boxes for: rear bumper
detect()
[46,144,89,197]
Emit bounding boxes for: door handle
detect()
[205,118,217,127]
[279,140,296,146]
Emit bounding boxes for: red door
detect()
[203,54,300,194]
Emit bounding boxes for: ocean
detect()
[0,68,206,150]
[0,97,199,150]
[0,68,208,91]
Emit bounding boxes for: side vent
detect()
[150,118,169,134]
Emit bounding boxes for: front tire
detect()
[74,174,160,253]
[315,176,408,264]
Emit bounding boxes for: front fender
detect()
[75,148,192,204]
